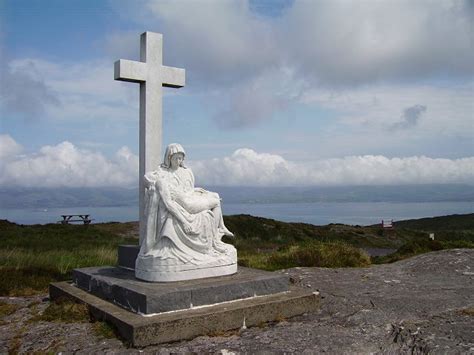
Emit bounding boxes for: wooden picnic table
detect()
[59,214,93,225]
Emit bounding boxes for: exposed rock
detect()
[0,249,472,354]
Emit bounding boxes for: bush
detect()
[397,239,444,255]
[373,238,474,264]
[239,241,371,270]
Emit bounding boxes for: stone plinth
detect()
[117,245,139,270]
[73,266,289,314]
[50,281,320,347]
[51,264,320,346]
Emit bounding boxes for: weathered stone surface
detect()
[72,266,289,314]
[2,249,473,353]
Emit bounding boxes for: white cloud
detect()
[0,136,138,188]
[0,60,60,116]
[1,137,472,187]
[191,148,474,186]
[2,1,473,169]
[0,134,23,161]
[143,0,277,86]
[119,0,473,87]
[1,58,137,124]
[282,0,473,85]
[212,66,304,128]
[302,82,474,136]
[107,0,473,129]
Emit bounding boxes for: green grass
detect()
[239,241,371,270]
[224,215,393,248]
[0,221,137,296]
[32,297,90,323]
[92,320,121,339]
[0,300,20,321]
[1,213,473,296]
[226,214,474,269]
[30,297,122,340]
[373,239,474,264]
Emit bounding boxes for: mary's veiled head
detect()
[162,143,186,168]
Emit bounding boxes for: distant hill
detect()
[1,184,473,208]
[393,213,474,231]
[223,212,474,250]
[0,187,137,208]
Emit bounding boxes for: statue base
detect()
[48,247,320,346]
[70,266,289,314]
[118,245,237,282]
[50,276,320,347]
[122,244,238,282]
[135,261,237,282]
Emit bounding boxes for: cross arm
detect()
[114,59,147,83]
[162,66,185,88]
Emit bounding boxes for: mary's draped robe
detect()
[135,166,237,282]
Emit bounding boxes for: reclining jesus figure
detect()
[135,143,237,282]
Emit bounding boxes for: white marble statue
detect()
[135,143,237,282]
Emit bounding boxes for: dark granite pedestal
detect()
[50,247,320,346]
[117,245,139,270]
[72,266,290,314]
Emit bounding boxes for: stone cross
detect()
[114,32,185,245]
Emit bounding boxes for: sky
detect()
[0,0,473,188]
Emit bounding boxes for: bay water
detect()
[1,201,472,226]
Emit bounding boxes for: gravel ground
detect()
[1,249,473,354]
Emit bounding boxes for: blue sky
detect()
[1,0,473,187]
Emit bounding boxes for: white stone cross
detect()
[114,31,185,245]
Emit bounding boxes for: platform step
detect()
[50,281,320,347]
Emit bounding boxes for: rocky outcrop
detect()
[1,249,472,353]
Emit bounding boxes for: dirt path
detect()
[1,249,473,354]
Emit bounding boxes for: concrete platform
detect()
[73,266,290,314]
[50,281,320,347]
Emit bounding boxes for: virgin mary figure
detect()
[135,143,237,282]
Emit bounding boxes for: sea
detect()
[1,201,472,226]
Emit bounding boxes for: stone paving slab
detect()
[72,266,289,314]
[50,281,320,347]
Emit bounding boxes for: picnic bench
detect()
[58,214,93,225]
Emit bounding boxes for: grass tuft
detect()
[92,320,119,339]
[0,301,20,319]
[460,307,474,316]
[8,327,24,355]
[239,241,371,270]
[31,297,90,323]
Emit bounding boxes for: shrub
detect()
[265,241,371,270]
[373,238,474,264]
[397,239,444,255]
